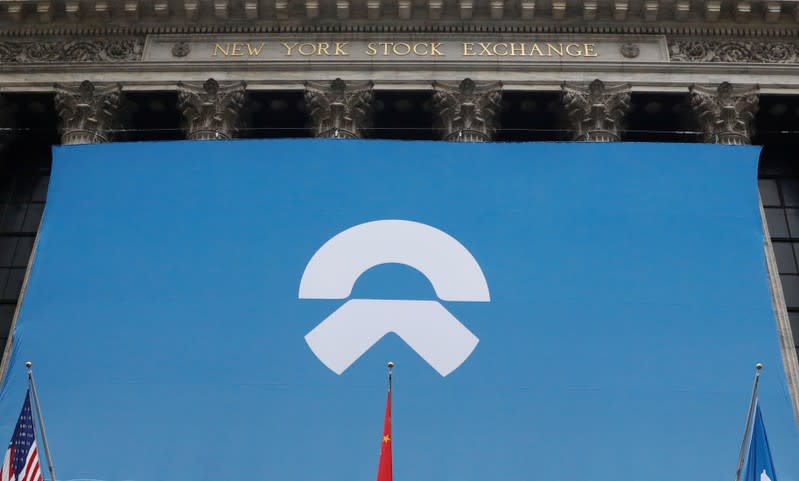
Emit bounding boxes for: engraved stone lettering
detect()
[246,42,265,56]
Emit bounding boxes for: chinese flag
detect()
[376,388,392,481]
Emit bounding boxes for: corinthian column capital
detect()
[177,78,247,140]
[561,79,631,142]
[304,78,374,139]
[432,78,502,142]
[689,82,759,145]
[54,80,122,145]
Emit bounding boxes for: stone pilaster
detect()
[432,78,502,142]
[689,82,759,145]
[561,79,631,142]
[304,78,374,139]
[54,80,122,145]
[177,78,247,140]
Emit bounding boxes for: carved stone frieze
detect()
[304,78,374,139]
[177,78,247,140]
[432,78,502,142]
[561,79,631,142]
[689,82,759,145]
[0,39,143,63]
[54,80,122,145]
[669,40,799,63]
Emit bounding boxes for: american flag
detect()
[0,391,42,481]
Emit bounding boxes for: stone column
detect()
[177,78,247,140]
[432,78,502,142]
[561,79,631,142]
[304,78,374,139]
[54,80,122,145]
[689,82,759,145]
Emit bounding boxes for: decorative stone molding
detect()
[2,0,799,38]
[669,40,799,63]
[54,80,122,145]
[177,78,247,140]
[561,79,631,142]
[689,82,759,145]
[432,78,502,142]
[171,41,191,58]
[620,42,640,58]
[0,39,143,63]
[304,78,374,139]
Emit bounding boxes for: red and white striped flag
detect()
[0,390,42,481]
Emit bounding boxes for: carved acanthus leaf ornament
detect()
[54,80,122,144]
[0,39,143,63]
[304,78,374,139]
[178,78,247,140]
[432,78,502,142]
[561,79,631,142]
[670,40,799,63]
[689,82,759,145]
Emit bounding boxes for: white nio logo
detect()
[299,219,490,376]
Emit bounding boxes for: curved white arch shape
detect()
[298,219,490,302]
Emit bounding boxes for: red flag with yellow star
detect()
[376,373,392,481]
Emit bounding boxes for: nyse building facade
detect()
[0,0,799,421]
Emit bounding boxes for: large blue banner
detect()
[1,140,796,481]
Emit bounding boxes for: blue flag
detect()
[744,404,778,481]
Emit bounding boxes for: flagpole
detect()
[26,362,57,481]
[734,363,763,481]
[387,361,393,392]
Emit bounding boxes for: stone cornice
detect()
[2,22,799,38]
[2,0,799,38]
